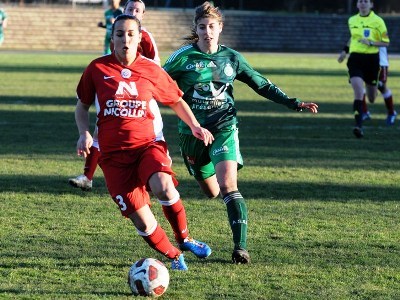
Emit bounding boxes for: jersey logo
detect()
[104,75,115,80]
[212,145,229,156]
[191,82,228,111]
[224,64,234,77]
[121,68,132,78]
[115,82,138,99]
[104,81,146,118]
[207,61,217,68]
[186,61,206,70]
[194,82,228,98]
[363,29,371,38]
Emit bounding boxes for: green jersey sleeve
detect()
[235,52,301,110]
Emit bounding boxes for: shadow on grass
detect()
[0,174,398,202]
[253,67,400,78]
[1,95,80,106]
[2,93,399,202]
[0,174,109,196]
[0,64,87,74]
[1,64,399,78]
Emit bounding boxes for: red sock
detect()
[83,146,100,180]
[362,93,369,113]
[384,95,395,114]
[162,199,189,244]
[141,225,180,259]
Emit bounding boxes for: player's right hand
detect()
[76,132,93,158]
[192,126,214,146]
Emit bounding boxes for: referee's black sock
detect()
[353,99,363,128]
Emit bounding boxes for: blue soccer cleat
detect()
[362,111,371,121]
[171,253,188,271]
[179,237,212,259]
[386,111,397,126]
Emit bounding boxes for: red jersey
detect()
[77,53,183,154]
[141,27,160,65]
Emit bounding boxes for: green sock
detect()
[223,191,248,250]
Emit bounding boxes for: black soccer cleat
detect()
[353,127,364,138]
[232,248,250,264]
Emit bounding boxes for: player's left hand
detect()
[299,102,319,114]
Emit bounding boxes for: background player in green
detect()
[337,0,390,138]
[0,7,8,47]
[98,0,123,55]
[163,1,318,264]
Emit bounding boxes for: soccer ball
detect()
[128,258,170,297]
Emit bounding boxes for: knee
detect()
[151,180,178,202]
[152,186,176,201]
[149,173,177,201]
[217,178,237,196]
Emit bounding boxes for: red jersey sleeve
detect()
[152,68,184,105]
[76,63,96,106]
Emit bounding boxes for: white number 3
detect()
[115,195,127,211]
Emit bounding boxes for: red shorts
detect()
[98,141,178,217]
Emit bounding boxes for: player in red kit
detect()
[69,0,160,190]
[124,0,160,65]
[74,14,213,270]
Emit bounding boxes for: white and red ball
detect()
[128,258,170,297]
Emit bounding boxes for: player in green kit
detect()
[98,0,123,55]
[163,1,318,264]
[0,8,8,46]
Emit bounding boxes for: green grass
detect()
[1,51,400,299]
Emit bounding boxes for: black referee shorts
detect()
[347,52,380,85]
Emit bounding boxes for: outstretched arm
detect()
[169,98,214,146]
[297,101,318,114]
[235,54,318,112]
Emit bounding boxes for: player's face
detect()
[125,1,145,21]
[357,0,373,16]
[111,0,120,8]
[112,19,142,64]
[195,17,223,53]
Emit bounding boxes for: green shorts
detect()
[179,125,243,180]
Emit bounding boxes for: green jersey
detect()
[0,9,7,44]
[104,7,123,36]
[163,44,301,134]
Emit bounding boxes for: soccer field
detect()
[0,52,399,299]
